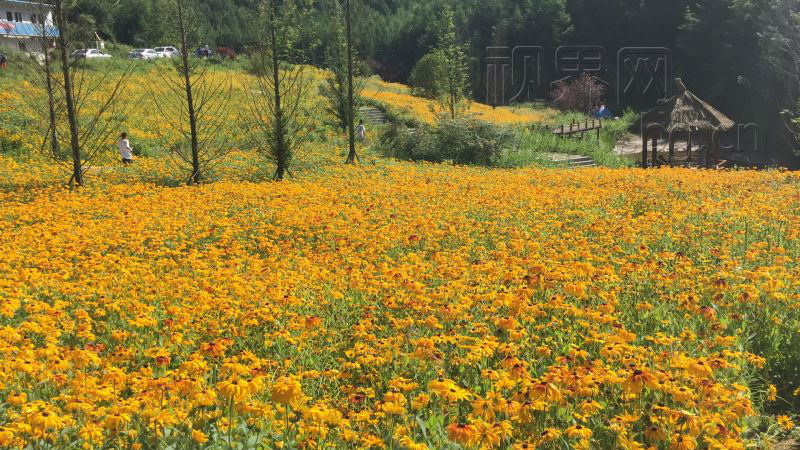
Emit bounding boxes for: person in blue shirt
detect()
[594,103,613,119]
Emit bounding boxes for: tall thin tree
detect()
[758,0,800,148]
[436,3,470,119]
[342,0,359,164]
[152,0,233,185]
[320,0,365,134]
[27,0,61,161]
[247,0,314,181]
[53,0,82,185]
[22,0,131,186]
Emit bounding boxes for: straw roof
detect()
[634,78,735,134]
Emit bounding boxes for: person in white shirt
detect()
[118,132,133,164]
[355,120,367,143]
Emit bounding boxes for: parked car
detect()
[128,48,159,60]
[154,46,179,58]
[25,51,46,63]
[72,49,112,59]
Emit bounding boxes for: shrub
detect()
[409,50,447,99]
[215,47,237,61]
[379,115,513,166]
[551,74,606,114]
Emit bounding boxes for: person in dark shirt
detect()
[594,103,613,119]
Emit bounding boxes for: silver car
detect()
[128,49,159,60]
[72,49,112,59]
[153,46,179,58]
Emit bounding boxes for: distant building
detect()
[0,0,58,52]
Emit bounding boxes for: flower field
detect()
[362,78,552,125]
[0,65,551,165]
[1,159,799,450]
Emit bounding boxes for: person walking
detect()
[355,119,367,144]
[0,52,8,70]
[118,132,133,165]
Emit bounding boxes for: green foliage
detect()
[379,115,513,166]
[496,109,635,168]
[247,0,315,180]
[759,0,800,156]
[435,3,470,119]
[319,0,365,133]
[409,50,447,99]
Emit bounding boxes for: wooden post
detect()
[642,131,648,167]
[652,136,658,165]
[597,120,601,142]
[709,131,717,168]
[560,124,564,136]
[687,132,693,160]
[668,134,675,165]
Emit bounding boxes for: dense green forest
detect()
[65,0,800,162]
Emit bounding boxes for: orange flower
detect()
[447,423,476,445]
[622,369,658,394]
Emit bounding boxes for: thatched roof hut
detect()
[633,79,735,167]
[633,79,735,134]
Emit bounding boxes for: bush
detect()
[409,50,447,99]
[551,74,606,113]
[379,115,513,166]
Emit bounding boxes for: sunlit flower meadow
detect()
[1,61,799,450]
[0,65,551,164]
[362,78,552,125]
[0,156,799,450]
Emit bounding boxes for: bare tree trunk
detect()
[37,1,59,159]
[53,0,81,186]
[177,0,201,185]
[270,12,287,181]
[43,52,59,159]
[345,0,357,165]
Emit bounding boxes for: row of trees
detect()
[58,0,800,160]
[25,0,369,185]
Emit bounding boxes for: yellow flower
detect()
[0,428,14,446]
[271,376,303,406]
[382,402,405,416]
[103,409,131,431]
[644,425,666,443]
[7,392,26,407]
[411,394,430,411]
[670,435,697,450]
[767,384,778,401]
[217,377,251,402]
[79,423,104,444]
[565,424,592,440]
[622,368,658,395]
[192,429,209,444]
[777,415,794,431]
[27,406,63,433]
[579,400,603,415]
